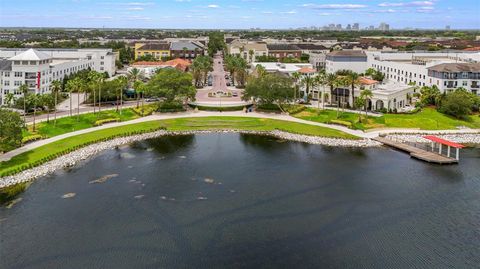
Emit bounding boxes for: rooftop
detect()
[170,41,202,51]
[266,44,301,51]
[9,48,52,61]
[327,50,367,57]
[137,43,171,51]
[427,63,480,73]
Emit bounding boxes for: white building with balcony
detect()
[0,48,116,105]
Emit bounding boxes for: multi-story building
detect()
[267,44,302,61]
[227,40,268,63]
[325,50,368,74]
[134,43,171,60]
[326,50,480,95]
[170,41,204,59]
[0,48,116,105]
[293,44,329,70]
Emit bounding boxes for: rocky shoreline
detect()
[0,130,379,189]
[1,130,478,189]
[385,133,480,144]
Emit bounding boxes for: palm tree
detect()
[325,73,341,117]
[291,72,301,100]
[97,75,105,113]
[128,68,143,107]
[248,49,254,62]
[225,55,237,86]
[314,73,326,110]
[28,94,39,132]
[360,89,373,121]
[50,80,62,126]
[5,92,15,107]
[182,47,188,59]
[116,76,128,114]
[87,71,102,114]
[301,74,314,100]
[19,84,29,125]
[133,80,143,109]
[66,79,77,117]
[190,60,203,87]
[346,71,360,109]
[76,78,85,121]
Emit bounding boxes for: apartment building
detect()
[0,48,116,105]
[227,40,268,63]
[134,43,171,60]
[267,44,302,60]
[326,50,480,95]
[170,41,204,59]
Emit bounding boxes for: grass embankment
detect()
[0,182,28,205]
[25,108,140,138]
[0,117,357,178]
[294,107,480,130]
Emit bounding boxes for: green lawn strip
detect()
[294,107,480,130]
[159,117,358,139]
[0,117,357,178]
[382,108,480,130]
[26,108,140,138]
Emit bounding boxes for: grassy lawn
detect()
[0,117,357,177]
[25,108,140,138]
[293,107,480,130]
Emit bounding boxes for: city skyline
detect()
[1,0,479,30]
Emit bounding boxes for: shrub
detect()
[157,101,185,113]
[93,118,120,126]
[329,119,353,128]
[21,134,43,144]
[133,105,156,116]
[193,105,245,112]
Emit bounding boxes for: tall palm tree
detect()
[87,71,102,114]
[346,71,360,109]
[248,49,254,62]
[291,72,301,100]
[50,80,62,126]
[116,76,128,114]
[97,75,105,113]
[225,55,237,86]
[314,73,326,110]
[301,74,314,100]
[360,89,373,121]
[128,68,143,107]
[75,78,85,121]
[28,94,39,132]
[325,73,341,117]
[133,80,143,108]
[19,84,29,125]
[66,79,77,117]
[182,47,188,59]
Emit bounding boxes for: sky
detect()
[0,0,479,29]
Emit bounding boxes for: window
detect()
[14,81,21,86]
[4,72,10,77]
[463,81,468,86]
[14,72,22,77]
[100,67,104,71]
[4,81,9,86]
[101,56,104,59]
[100,61,104,65]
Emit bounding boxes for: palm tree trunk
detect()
[98,86,102,113]
[54,91,57,126]
[23,96,26,126]
[77,92,80,121]
[93,88,96,114]
[33,102,36,132]
[120,89,123,115]
[322,87,325,110]
[69,93,72,117]
[136,93,140,108]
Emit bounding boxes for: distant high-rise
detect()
[379,22,390,31]
[352,23,360,30]
[336,24,342,30]
[346,24,352,30]
[446,25,451,30]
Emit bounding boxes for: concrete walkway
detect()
[1,110,479,162]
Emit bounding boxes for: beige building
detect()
[227,40,268,63]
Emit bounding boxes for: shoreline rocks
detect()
[0,130,478,189]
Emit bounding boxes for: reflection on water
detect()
[1,134,479,269]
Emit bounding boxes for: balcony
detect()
[471,84,479,89]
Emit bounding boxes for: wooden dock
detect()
[373,137,458,164]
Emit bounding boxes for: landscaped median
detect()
[0,117,359,179]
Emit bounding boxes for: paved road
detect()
[2,110,479,162]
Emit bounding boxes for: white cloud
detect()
[126,7,144,10]
[207,4,219,8]
[280,10,297,14]
[302,3,367,9]
[378,1,434,7]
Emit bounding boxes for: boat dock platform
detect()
[373,137,460,164]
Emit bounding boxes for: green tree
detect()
[49,80,62,126]
[359,89,373,121]
[420,85,441,106]
[127,68,144,107]
[42,93,55,123]
[19,84,29,124]
[207,32,226,56]
[439,88,474,119]
[146,68,196,103]
[27,93,39,132]
[345,71,360,109]
[0,109,23,152]
[4,92,15,107]
[243,74,294,112]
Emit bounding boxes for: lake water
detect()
[1,134,479,269]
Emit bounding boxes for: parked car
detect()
[145,98,160,102]
[226,81,231,86]
[232,92,238,97]
[208,81,213,86]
